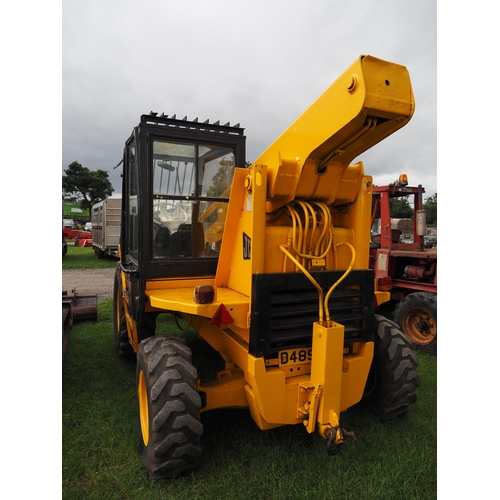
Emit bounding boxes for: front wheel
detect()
[363,315,421,420]
[137,335,203,479]
[393,292,437,356]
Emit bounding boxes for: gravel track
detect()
[62,268,116,302]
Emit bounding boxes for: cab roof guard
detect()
[141,112,244,135]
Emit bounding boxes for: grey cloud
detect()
[63,0,436,198]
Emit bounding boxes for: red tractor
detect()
[370,175,437,355]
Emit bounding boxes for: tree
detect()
[62,161,114,211]
[390,196,414,218]
[206,163,233,198]
[423,193,437,226]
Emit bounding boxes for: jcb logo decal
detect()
[243,233,251,260]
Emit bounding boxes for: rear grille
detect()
[249,270,374,357]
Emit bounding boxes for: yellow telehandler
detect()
[114,55,421,478]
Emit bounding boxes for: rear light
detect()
[194,284,215,304]
[377,276,392,291]
[210,304,233,325]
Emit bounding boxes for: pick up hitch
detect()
[325,427,357,456]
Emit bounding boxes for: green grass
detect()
[62,300,437,499]
[63,244,118,269]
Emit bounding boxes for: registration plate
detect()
[279,348,312,367]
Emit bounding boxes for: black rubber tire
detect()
[362,315,421,421]
[393,292,437,356]
[137,335,203,479]
[94,247,104,259]
[113,264,157,359]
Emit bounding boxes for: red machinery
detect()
[370,175,437,355]
[63,227,93,247]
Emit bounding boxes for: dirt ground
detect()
[62,268,116,302]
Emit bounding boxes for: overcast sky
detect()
[62,0,437,199]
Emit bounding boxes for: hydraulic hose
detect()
[279,201,356,323]
[324,242,356,321]
[280,244,325,321]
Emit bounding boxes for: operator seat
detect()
[153,223,171,257]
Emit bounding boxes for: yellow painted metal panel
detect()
[215,168,248,288]
[340,342,374,411]
[198,369,248,412]
[146,286,249,330]
[310,321,345,428]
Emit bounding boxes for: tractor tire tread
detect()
[137,336,202,479]
[364,315,421,421]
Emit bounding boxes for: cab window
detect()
[151,139,235,259]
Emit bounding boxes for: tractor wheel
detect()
[393,292,437,356]
[362,315,421,421]
[113,265,157,359]
[137,335,203,479]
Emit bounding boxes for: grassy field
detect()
[62,300,437,499]
[63,243,117,269]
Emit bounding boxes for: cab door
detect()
[120,132,142,323]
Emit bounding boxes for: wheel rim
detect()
[401,307,437,346]
[138,369,149,446]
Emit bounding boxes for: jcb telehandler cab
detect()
[114,55,421,478]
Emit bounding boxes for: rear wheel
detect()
[137,335,203,479]
[393,292,437,356]
[363,315,421,420]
